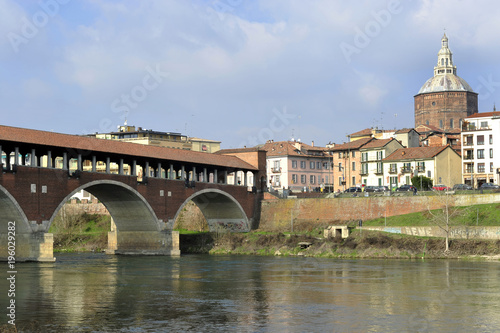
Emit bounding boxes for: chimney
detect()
[311,140,314,147]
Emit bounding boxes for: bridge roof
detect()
[0,125,257,171]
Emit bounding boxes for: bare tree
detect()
[426,191,466,252]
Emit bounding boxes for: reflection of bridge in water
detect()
[0,125,266,261]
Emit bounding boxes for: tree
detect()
[426,192,466,252]
[412,175,432,191]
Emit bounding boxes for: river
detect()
[1,254,500,332]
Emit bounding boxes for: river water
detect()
[1,253,500,332]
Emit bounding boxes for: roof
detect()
[384,146,450,161]
[0,125,257,170]
[394,128,418,134]
[350,128,372,137]
[260,140,327,157]
[466,111,500,119]
[417,74,475,94]
[415,124,442,133]
[216,147,264,154]
[360,138,397,149]
[328,137,373,152]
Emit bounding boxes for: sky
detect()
[1,0,500,149]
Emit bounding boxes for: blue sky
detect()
[1,0,500,148]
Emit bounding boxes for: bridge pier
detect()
[106,229,180,256]
[1,232,55,262]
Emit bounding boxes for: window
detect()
[377,151,383,160]
[325,176,329,184]
[301,175,306,184]
[352,161,356,171]
[310,175,316,184]
[300,161,306,169]
[352,176,355,186]
[352,151,355,158]
[481,121,488,128]
[292,160,297,169]
[390,176,398,188]
[378,178,382,186]
[292,174,298,184]
[376,162,383,174]
[490,135,493,144]
[490,149,494,158]
[390,163,397,173]
[477,135,485,145]
[339,177,342,186]
[317,162,321,169]
[477,149,484,159]
[450,118,454,128]
[361,163,368,174]
[338,152,342,158]
[323,162,329,169]
[427,170,431,178]
[310,161,315,169]
[361,152,368,162]
[426,120,429,125]
[273,160,280,169]
[439,119,443,128]
[338,162,342,170]
[491,162,494,173]
[406,176,410,184]
[478,163,485,173]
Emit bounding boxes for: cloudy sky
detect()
[1,0,499,148]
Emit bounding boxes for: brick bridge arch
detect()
[174,189,251,232]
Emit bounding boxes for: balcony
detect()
[401,167,412,173]
[416,166,425,172]
[271,167,281,173]
[389,167,398,174]
[375,168,383,175]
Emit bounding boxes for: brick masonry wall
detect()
[259,193,500,231]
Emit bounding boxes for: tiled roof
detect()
[394,128,417,134]
[216,147,263,154]
[0,125,257,170]
[415,124,442,133]
[328,137,373,151]
[466,111,500,119]
[360,138,396,149]
[350,128,372,137]
[384,146,450,161]
[261,141,327,157]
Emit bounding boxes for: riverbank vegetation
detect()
[49,202,500,258]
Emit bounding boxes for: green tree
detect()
[412,175,433,190]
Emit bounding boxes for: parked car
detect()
[432,184,451,191]
[364,185,379,192]
[376,186,389,192]
[479,183,500,190]
[395,184,416,192]
[453,184,473,190]
[344,186,362,193]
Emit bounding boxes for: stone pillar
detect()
[119,159,124,175]
[77,153,82,171]
[224,170,228,184]
[31,148,36,166]
[214,169,218,183]
[47,150,53,168]
[181,165,185,180]
[244,171,248,187]
[0,232,55,262]
[192,166,197,181]
[234,171,239,185]
[157,162,162,178]
[169,164,174,180]
[106,157,111,174]
[62,152,68,170]
[92,156,97,172]
[203,168,208,183]
[14,147,19,165]
[145,161,150,178]
[132,160,137,176]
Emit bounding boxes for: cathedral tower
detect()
[414,34,478,130]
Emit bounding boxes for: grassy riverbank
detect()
[180,229,500,259]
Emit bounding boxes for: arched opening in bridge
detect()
[49,180,167,254]
[173,189,250,232]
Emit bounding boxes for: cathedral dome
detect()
[416,33,475,95]
[418,74,474,94]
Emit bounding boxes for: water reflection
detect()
[1,254,500,331]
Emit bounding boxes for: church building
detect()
[414,34,478,130]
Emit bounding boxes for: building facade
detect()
[383,146,462,189]
[461,111,500,187]
[261,140,331,192]
[414,34,478,130]
[360,138,404,186]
